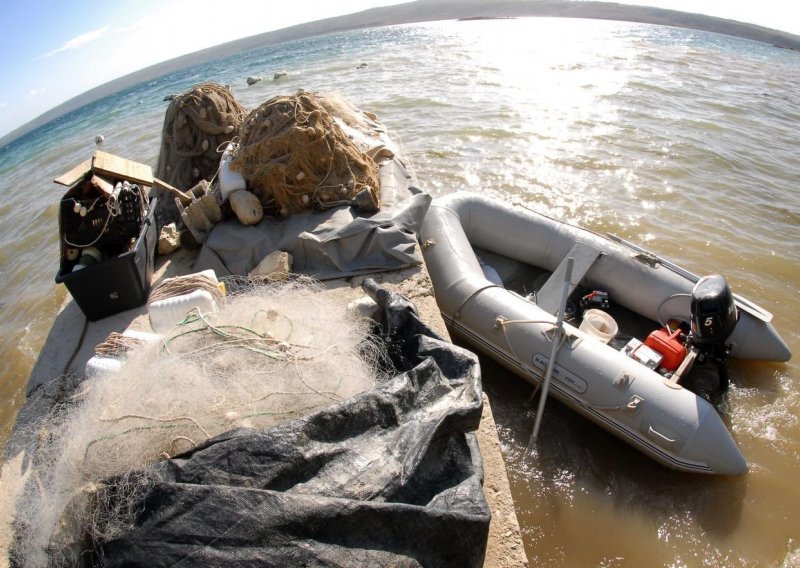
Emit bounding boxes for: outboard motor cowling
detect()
[690,274,737,345]
[690,274,738,396]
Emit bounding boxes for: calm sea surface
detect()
[1,18,798,567]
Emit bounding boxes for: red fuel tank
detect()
[644,327,687,372]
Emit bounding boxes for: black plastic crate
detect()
[55,198,158,321]
[59,183,145,248]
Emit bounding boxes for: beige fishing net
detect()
[153,83,246,224]
[155,83,246,188]
[231,91,381,216]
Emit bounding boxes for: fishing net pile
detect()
[10,278,386,567]
[153,83,246,222]
[231,91,381,216]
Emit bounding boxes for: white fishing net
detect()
[10,277,386,567]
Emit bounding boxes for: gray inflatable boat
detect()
[421,192,791,475]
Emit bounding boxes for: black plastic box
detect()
[59,184,145,248]
[55,199,158,321]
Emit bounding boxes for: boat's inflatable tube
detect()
[421,193,790,474]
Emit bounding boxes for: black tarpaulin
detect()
[95,280,490,567]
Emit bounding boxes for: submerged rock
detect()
[246,76,262,86]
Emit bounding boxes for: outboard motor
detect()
[689,274,738,397]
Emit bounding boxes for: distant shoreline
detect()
[2,0,799,148]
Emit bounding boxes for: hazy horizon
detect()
[2,0,799,145]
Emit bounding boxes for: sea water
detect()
[0,17,798,566]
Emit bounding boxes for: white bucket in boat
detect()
[579,309,618,343]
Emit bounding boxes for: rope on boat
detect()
[453,284,503,319]
[495,317,565,375]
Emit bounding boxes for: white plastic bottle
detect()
[219,142,246,200]
[148,289,219,332]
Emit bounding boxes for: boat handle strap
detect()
[454,284,503,319]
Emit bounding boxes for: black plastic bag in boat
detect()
[95,281,489,568]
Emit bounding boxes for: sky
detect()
[1,0,798,139]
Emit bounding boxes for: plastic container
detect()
[55,198,158,321]
[644,327,687,372]
[579,309,618,343]
[148,289,218,332]
[196,269,219,285]
[219,143,246,200]
[84,330,163,377]
[122,329,161,342]
[623,338,663,370]
[85,355,124,378]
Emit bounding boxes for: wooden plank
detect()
[90,174,115,197]
[54,158,92,187]
[91,150,154,186]
[669,347,698,384]
[153,177,191,204]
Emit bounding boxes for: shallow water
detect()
[0,18,798,566]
